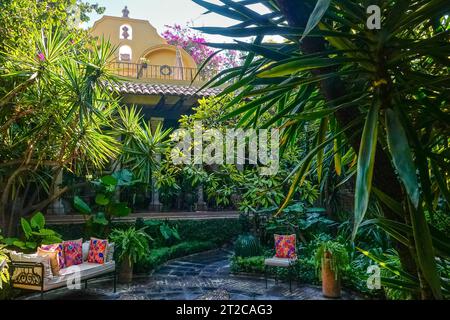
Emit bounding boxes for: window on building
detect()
[119,45,132,61]
[119,24,132,40]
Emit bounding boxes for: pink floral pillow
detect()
[274,234,296,259]
[63,239,83,267]
[41,243,65,269]
[88,238,108,264]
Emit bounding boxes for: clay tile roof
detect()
[106,81,221,97]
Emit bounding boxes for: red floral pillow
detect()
[41,243,65,269]
[63,239,83,267]
[274,234,296,259]
[87,238,108,264]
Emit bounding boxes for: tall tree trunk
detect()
[276,0,423,297]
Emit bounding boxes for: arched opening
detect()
[119,45,132,61]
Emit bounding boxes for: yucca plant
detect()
[193,0,449,299]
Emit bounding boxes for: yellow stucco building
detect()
[89,6,219,128]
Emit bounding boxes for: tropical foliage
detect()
[109,226,152,265]
[193,0,449,299]
[1,212,62,251]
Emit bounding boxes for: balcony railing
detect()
[110,62,216,83]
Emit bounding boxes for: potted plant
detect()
[315,240,349,298]
[109,227,151,283]
[139,57,148,68]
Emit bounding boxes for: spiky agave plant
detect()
[192,0,449,299]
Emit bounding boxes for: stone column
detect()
[47,169,65,215]
[195,184,207,211]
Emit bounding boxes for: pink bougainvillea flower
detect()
[37,52,45,62]
[161,24,241,73]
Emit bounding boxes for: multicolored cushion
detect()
[37,247,60,276]
[41,243,65,269]
[274,234,296,259]
[63,239,83,267]
[88,238,108,264]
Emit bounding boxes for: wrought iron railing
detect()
[110,62,215,82]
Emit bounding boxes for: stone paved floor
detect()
[24,249,360,300]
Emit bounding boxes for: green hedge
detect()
[229,253,318,284]
[134,240,216,273]
[49,218,242,245]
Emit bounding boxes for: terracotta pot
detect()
[119,256,134,284]
[321,251,341,298]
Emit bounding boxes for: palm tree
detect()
[193,0,449,299]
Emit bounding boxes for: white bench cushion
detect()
[43,261,115,291]
[264,257,297,267]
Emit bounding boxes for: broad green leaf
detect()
[31,229,56,236]
[21,218,32,239]
[30,212,45,230]
[334,137,342,176]
[385,108,420,208]
[93,212,109,226]
[42,235,63,245]
[356,247,418,284]
[2,238,19,246]
[258,58,340,78]
[408,202,442,299]
[353,100,380,239]
[13,240,26,249]
[372,187,404,217]
[302,0,332,40]
[316,117,328,182]
[25,242,37,249]
[95,193,110,206]
[101,175,118,186]
[73,196,92,215]
[110,202,131,217]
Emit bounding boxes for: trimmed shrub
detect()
[134,240,216,273]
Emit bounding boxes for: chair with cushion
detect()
[264,234,298,292]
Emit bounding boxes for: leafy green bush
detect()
[109,227,151,265]
[134,241,216,273]
[231,256,265,274]
[73,170,134,238]
[1,212,62,252]
[315,240,350,280]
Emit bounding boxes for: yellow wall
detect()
[90,15,197,68]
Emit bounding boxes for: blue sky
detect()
[84,0,271,43]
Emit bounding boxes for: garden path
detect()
[24,249,360,300]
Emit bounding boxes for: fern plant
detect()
[109,227,152,265]
[315,240,349,280]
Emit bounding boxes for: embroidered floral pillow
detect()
[274,234,296,259]
[88,238,108,264]
[41,243,65,269]
[63,239,83,267]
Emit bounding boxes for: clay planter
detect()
[321,251,341,298]
[119,255,134,284]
